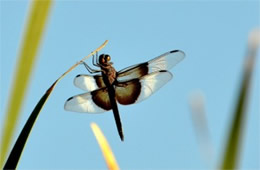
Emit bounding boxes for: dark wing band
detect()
[115,79,141,105]
[115,71,172,105]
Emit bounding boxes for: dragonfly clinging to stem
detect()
[64,50,185,141]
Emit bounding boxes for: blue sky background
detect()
[1,1,259,169]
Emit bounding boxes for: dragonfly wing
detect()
[117,50,184,82]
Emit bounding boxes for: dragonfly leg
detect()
[92,51,100,67]
[82,61,101,74]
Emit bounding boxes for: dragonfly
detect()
[64,50,185,141]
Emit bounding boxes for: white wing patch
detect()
[136,71,173,103]
[64,92,106,113]
[74,74,99,91]
[148,50,185,73]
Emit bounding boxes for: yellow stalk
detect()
[91,123,120,170]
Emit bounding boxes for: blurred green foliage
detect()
[0,0,52,167]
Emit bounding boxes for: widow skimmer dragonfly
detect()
[64,50,185,141]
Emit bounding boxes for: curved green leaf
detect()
[2,40,108,169]
[221,30,259,169]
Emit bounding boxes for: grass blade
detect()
[91,123,120,170]
[2,40,108,169]
[221,29,259,169]
[0,0,52,167]
[3,81,56,169]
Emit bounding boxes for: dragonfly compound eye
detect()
[106,55,111,61]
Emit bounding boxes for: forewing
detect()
[74,74,105,91]
[115,71,172,105]
[148,50,185,72]
[64,87,111,113]
[117,50,184,82]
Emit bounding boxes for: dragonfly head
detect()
[99,54,113,66]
